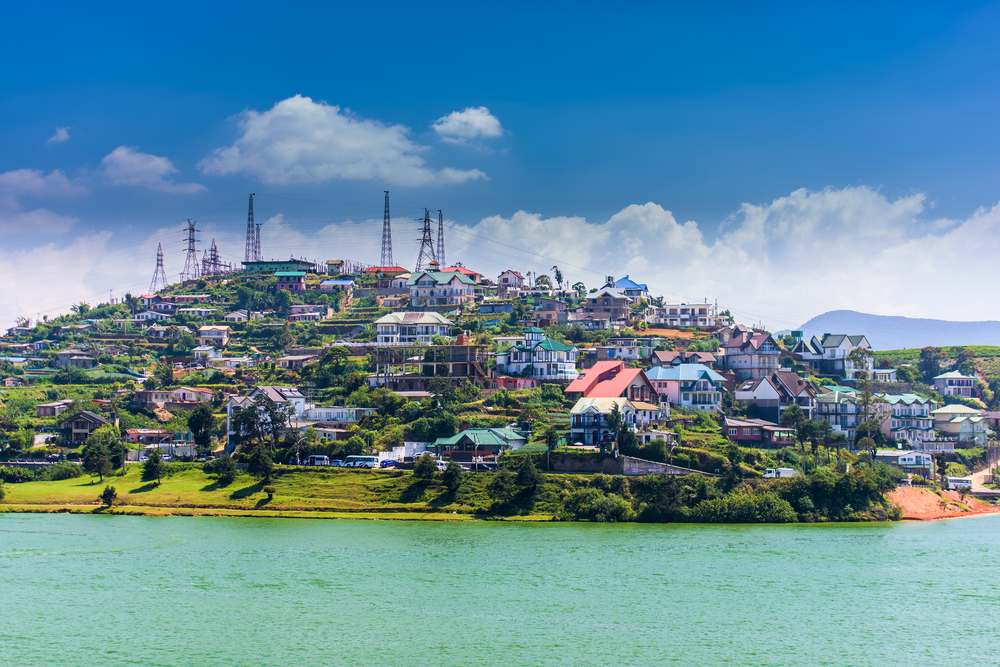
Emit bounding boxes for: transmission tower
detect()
[415,208,436,272]
[148,242,168,293]
[244,193,256,263]
[437,209,445,267]
[253,222,263,261]
[381,190,393,267]
[181,219,201,282]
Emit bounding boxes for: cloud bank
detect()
[198,95,487,186]
[5,185,1000,331]
[101,146,207,194]
[47,127,71,144]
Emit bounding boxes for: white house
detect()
[569,397,659,446]
[197,325,232,347]
[497,270,525,295]
[495,327,578,381]
[407,271,476,307]
[375,312,453,344]
[646,364,727,413]
[792,334,873,379]
[646,302,721,329]
[226,385,312,450]
[933,371,977,398]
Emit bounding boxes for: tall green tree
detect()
[247,444,275,481]
[848,347,888,462]
[82,426,119,482]
[918,346,943,382]
[442,461,463,492]
[544,425,560,470]
[486,469,515,503]
[187,403,216,448]
[142,451,167,485]
[516,456,543,492]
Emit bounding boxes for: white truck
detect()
[763,468,799,478]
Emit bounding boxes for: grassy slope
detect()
[2,465,559,521]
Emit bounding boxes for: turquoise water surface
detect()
[1,513,998,666]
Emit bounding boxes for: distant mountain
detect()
[788,310,1000,351]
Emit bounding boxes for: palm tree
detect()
[71,302,91,316]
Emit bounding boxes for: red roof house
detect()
[565,360,656,403]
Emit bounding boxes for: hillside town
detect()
[3,233,999,507]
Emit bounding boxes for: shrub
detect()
[204,454,237,485]
[41,462,84,481]
[563,488,635,522]
[263,485,276,500]
[413,453,438,480]
[687,490,797,524]
[99,485,117,507]
[442,461,463,492]
[0,466,37,484]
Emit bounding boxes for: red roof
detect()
[440,266,481,277]
[362,266,408,274]
[566,361,652,399]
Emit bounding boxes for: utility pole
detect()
[437,209,445,267]
[381,191,393,267]
[149,242,168,293]
[415,208,436,271]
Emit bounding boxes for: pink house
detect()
[490,376,539,391]
[275,271,306,291]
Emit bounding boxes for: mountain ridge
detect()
[787,310,1000,351]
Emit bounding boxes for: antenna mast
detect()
[149,242,168,293]
[437,209,445,267]
[381,191,393,267]
[415,208,436,271]
[244,193,256,263]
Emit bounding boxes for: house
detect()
[439,266,485,284]
[495,328,578,381]
[135,310,171,322]
[224,310,250,323]
[319,279,355,299]
[565,360,657,403]
[375,312,453,344]
[173,294,211,304]
[933,371,978,398]
[407,271,476,307]
[497,270,525,295]
[274,271,306,291]
[791,334,873,379]
[646,302,721,329]
[326,259,344,275]
[489,376,539,391]
[593,337,647,363]
[207,355,255,370]
[875,450,934,478]
[197,325,232,347]
[361,265,409,279]
[931,404,988,443]
[646,364,727,413]
[873,368,898,382]
[884,394,937,446]
[814,390,861,442]
[242,259,314,273]
[124,429,171,444]
[226,385,311,449]
[567,312,611,330]
[569,397,658,446]
[2,376,25,387]
[192,345,219,360]
[147,325,193,338]
[58,410,114,444]
[431,428,527,461]
[301,406,378,425]
[480,301,514,314]
[718,331,781,381]
[54,349,96,369]
[650,350,717,368]
[583,287,633,325]
[170,387,214,403]
[36,399,74,417]
[612,275,650,301]
[277,354,319,370]
[287,305,330,323]
[734,372,817,422]
[177,306,216,318]
[724,417,796,448]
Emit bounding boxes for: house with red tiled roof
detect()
[650,350,717,368]
[565,360,656,403]
[439,265,484,283]
[497,270,525,295]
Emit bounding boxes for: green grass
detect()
[1,464,563,520]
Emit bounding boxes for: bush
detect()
[563,488,635,522]
[442,461,463,492]
[204,454,237,485]
[99,485,117,507]
[39,462,84,481]
[0,466,36,484]
[263,485,276,500]
[413,453,438,480]
[687,490,797,523]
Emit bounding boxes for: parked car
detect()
[330,459,344,467]
[379,459,397,468]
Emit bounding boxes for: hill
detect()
[792,310,1000,351]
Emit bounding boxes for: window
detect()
[729,428,737,436]
[753,429,760,435]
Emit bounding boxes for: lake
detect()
[2,513,998,666]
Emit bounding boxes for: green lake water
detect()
[2,514,999,666]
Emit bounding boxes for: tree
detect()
[99,485,117,507]
[551,265,564,290]
[156,361,174,388]
[442,461,463,492]
[82,430,115,482]
[247,443,274,481]
[604,403,625,455]
[142,451,167,485]
[236,286,254,310]
[516,456,543,492]
[544,425,560,470]
[413,453,438,479]
[955,348,977,376]
[187,403,215,448]
[918,346,943,382]
[205,453,237,485]
[572,281,586,293]
[71,302,91,316]
[486,469,515,503]
[848,347,889,457]
[780,405,806,431]
[273,290,293,315]
[534,274,552,289]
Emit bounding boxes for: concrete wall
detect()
[551,453,699,476]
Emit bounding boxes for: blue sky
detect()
[3,2,1000,329]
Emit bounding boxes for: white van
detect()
[306,455,329,466]
[344,455,379,469]
[763,468,799,478]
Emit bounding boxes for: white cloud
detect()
[0,168,86,235]
[101,146,207,194]
[432,106,504,146]
[47,127,71,144]
[442,186,1000,328]
[198,95,487,186]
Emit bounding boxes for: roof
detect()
[570,397,634,415]
[362,265,409,274]
[565,361,650,399]
[499,269,524,279]
[375,311,453,326]
[320,279,356,286]
[433,428,526,448]
[524,327,545,333]
[817,334,869,349]
[652,350,717,365]
[177,386,213,394]
[724,332,775,351]
[406,270,476,286]
[613,275,648,291]
[59,410,109,426]
[587,287,630,300]
[934,371,977,380]
[252,386,305,402]
[645,363,726,384]
[725,417,791,431]
[439,266,481,277]
[510,336,575,353]
[931,404,982,415]
[274,271,306,277]
[631,401,660,411]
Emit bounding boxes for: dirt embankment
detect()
[887,487,1000,521]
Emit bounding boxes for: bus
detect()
[946,476,972,491]
[344,455,379,469]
